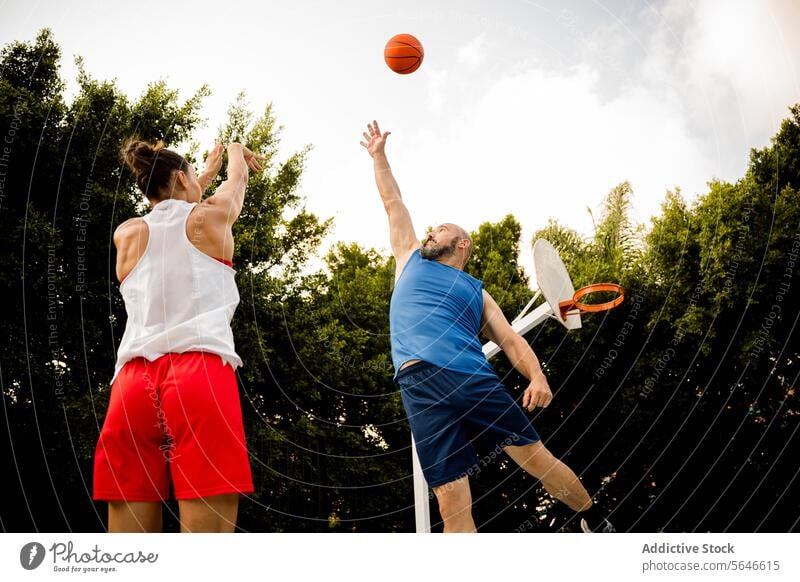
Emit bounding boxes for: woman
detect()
[93,139,266,532]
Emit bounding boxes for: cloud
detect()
[457,33,488,66]
[425,67,449,110]
[392,61,713,277]
[392,0,799,272]
[583,0,800,179]
[681,0,800,138]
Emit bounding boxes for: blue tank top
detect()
[389,249,496,379]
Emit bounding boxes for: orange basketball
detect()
[384,33,424,74]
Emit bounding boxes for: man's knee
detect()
[433,477,471,520]
[506,441,557,477]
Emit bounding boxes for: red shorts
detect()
[93,351,253,501]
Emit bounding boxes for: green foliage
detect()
[466,214,531,318]
[1,30,798,533]
[525,111,800,532]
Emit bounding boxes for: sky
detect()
[2,0,799,280]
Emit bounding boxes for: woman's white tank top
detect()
[111,198,243,383]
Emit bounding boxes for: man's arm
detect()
[480,290,553,411]
[360,121,421,270]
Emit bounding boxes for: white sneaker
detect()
[580,517,616,533]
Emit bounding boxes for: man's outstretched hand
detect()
[359,120,391,158]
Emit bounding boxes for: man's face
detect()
[421,224,460,260]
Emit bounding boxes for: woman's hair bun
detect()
[120,138,187,200]
[121,139,166,174]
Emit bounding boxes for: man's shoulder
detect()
[394,247,422,278]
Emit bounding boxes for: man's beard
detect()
[420,235,459,260]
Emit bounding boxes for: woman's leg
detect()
[94,359,171,529]
[108,501,162,532]
[160,352,253,533]
[178,493,239,533]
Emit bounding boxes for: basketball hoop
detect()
[559,283,625,320]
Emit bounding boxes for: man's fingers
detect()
[525,389,549,411]
[374,120,381,135]
[526,389,539,411]
[363,132,371,141]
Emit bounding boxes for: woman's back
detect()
[112,198,242,384]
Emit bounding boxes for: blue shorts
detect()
[395,360,540,488]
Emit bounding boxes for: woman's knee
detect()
[178,493,239,532]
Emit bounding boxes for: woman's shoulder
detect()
[113,217,147,247]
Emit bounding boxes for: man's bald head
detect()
[447,223,472,264]
[421,223,473,268]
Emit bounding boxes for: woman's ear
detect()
[176,170,190,189]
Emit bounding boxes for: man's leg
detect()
[178,493,239,533]
[505,441,615,532]
[432,476,477,533]
[504,441,592,511]
[108,501,162,533]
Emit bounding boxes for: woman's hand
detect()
[240,145,267,173]
[198,143,224,191]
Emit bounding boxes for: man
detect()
[360,120,615,533]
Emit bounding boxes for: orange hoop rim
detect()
[558,283,625,319]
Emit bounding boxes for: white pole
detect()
[482,303,554,359]
[411,435,431,533]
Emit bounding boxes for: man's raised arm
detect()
[360,120,421,269]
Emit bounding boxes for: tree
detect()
[2,29,797,534]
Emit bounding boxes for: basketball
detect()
[384,33,424,74]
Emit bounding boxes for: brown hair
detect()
[121,139,191,200]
